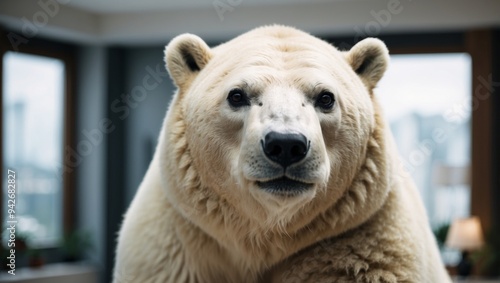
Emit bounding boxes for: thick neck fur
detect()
[159,96,391,281]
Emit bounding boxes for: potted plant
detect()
[61,230,92,262]
[433,223,450,249]
[26,247,44,268]
[473,228,500,277]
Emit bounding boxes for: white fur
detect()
[113,25,451,283]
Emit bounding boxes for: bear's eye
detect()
[315,91,335,110]
[227,88,250,108]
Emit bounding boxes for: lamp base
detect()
[457,251,473,277]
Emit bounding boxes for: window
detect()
[375,53,472,264]
[2,51,67,247]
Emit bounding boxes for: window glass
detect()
[375,53,472,264]
[2,51,65,246]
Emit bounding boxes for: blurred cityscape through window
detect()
[2,51,65,247]
[376,53,472,264]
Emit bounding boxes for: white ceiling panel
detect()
[0,0,499,45]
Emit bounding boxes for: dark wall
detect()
[323,31,464,51]
[104,46,173,282]
[75,45,107,281]
[123,47,174,204]
[105,47,127,283]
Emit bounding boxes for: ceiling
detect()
[0,0,499,45]
[65,0,336,14]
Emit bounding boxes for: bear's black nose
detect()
[262,132,309,168]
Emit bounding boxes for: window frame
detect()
[0,28,76,251]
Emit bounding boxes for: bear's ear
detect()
[164,33,212,89]
[345,38,389,90]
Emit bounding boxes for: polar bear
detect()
[113,25,451,283]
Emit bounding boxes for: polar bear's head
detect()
[161,26,389,232]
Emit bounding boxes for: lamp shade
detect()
[445,216,484,251]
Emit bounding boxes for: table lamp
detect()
[445,216,484,277]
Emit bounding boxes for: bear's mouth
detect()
[256,177,313,197]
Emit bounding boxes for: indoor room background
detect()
[0,0,499,282]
